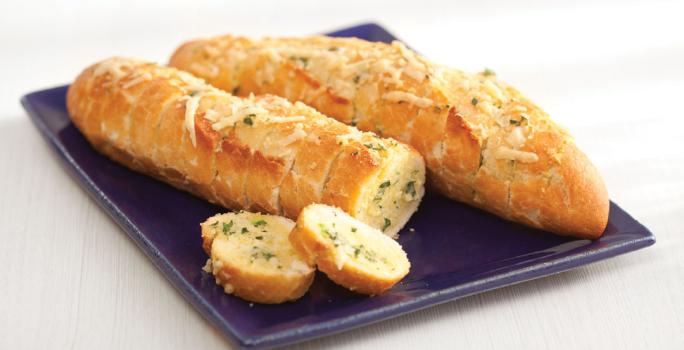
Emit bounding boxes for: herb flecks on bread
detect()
[200,211,315,304]
[66,58,426,236]
[290,204,410,295]
[171,35,609,238]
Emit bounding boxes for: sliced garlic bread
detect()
[67,58,425,237]
[290,204,410,295]
[201,211,315,304]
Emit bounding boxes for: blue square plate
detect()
[21,23,655,349]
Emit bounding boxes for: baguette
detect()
[200,211,314,304]
[290,204,410,295]
[66,58,426,236]
[170,35,609,238]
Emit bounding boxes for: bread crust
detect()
[170,36,609,238]
[67,58,425,235]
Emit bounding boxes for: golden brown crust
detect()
[321,142,379,214]
[67,58,424,235]
[210,258,314,304]
[170,35,609,238]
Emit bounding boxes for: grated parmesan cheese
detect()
[202,259,213,273]
[279,123,306,146]
[493,146,539,163]
[482,79,507,104]
[266,116,307,123]
[505,126,526,149]
[382,91,433,108]
[391,41,428,82]
[121,72,152,89]
[183,95,201,146]
[335,132,363,145]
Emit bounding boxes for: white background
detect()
[1,0,683,348]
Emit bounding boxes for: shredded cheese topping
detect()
[505,126,526,149]
[382,91,434,108]
[199,37,440,108]
[493,146,539,163]
[335,132,363,145]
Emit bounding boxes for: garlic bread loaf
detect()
[66,58,425,236]
[290,204,410,295]
[170,36,609,238]
[201,211,314,304]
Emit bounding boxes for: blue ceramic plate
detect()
[21,23,654,349]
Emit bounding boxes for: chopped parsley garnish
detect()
[319,223,337,241]
[351,244,377,262]
[222,220,234,235]
[252,219,267,227]
[471,97,478,106]
[353,75,361,84]
[210,221,219,227]
[243,115,254,126]
[353,244,363,258]
[483,68,496,76]
[374,180,391,202]
[351,227,357,233]
[241,227,249,234]
[255,236,263,240]
[364,143,385,151]
[404,181,416,198]
[262,252,276,260]
[509,119,520,126]
[382,218,392,231]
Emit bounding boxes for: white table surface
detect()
[2,0,683,348]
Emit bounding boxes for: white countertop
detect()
[2,0,683,348]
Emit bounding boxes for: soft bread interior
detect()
[297,204,410,282]
[203,211,313,276]
[354,140,426,237]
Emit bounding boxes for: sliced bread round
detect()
[201,211,315,304]
[290,204,410,295]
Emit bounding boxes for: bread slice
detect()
[290,204,410,295]
[200,211,315,304]
[170,35,609,239]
